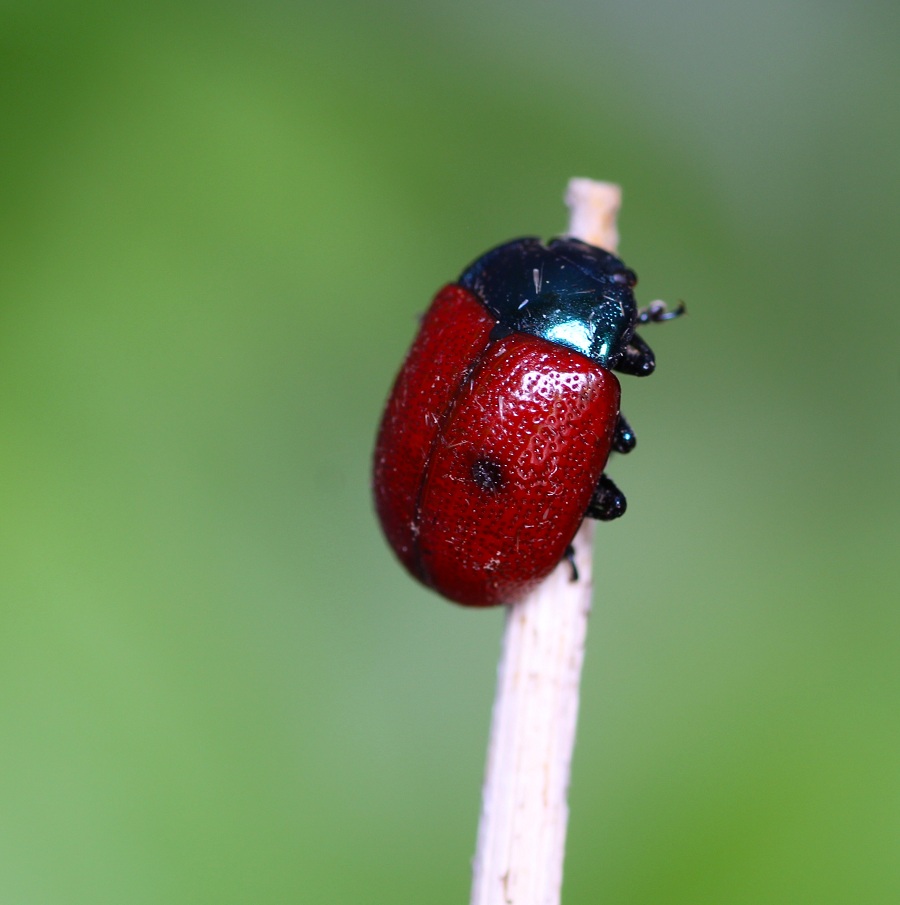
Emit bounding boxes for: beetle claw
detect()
[563,545,579,583]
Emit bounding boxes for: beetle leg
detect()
[586,474,627,521]
[612,412,636,454]
[613,332,655,377]
[563,545,579,582]
[637,300,686,324]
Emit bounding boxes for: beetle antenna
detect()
[637,299,686,324]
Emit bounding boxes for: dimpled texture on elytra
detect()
[374,285,620,607]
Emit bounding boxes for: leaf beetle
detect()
[373,237,682,607]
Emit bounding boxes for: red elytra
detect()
[373,284,620,607]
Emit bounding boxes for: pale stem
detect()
[469,178,621,905]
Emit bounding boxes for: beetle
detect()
[373,237,682,607]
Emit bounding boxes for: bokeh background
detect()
[1,0,898,902]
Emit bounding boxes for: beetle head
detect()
[458,237,638,368]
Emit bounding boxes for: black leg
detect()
[612,412,636,454]
[563,545,579,582]
[613,332,655,377]
[615,302,685,377]
[586,473,627,521]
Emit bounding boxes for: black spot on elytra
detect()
[471,457,505,493]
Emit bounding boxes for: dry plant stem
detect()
[470,179,622,905]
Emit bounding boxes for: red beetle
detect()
[373,237,681,606]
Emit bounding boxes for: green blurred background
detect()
[1,0,897,901]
